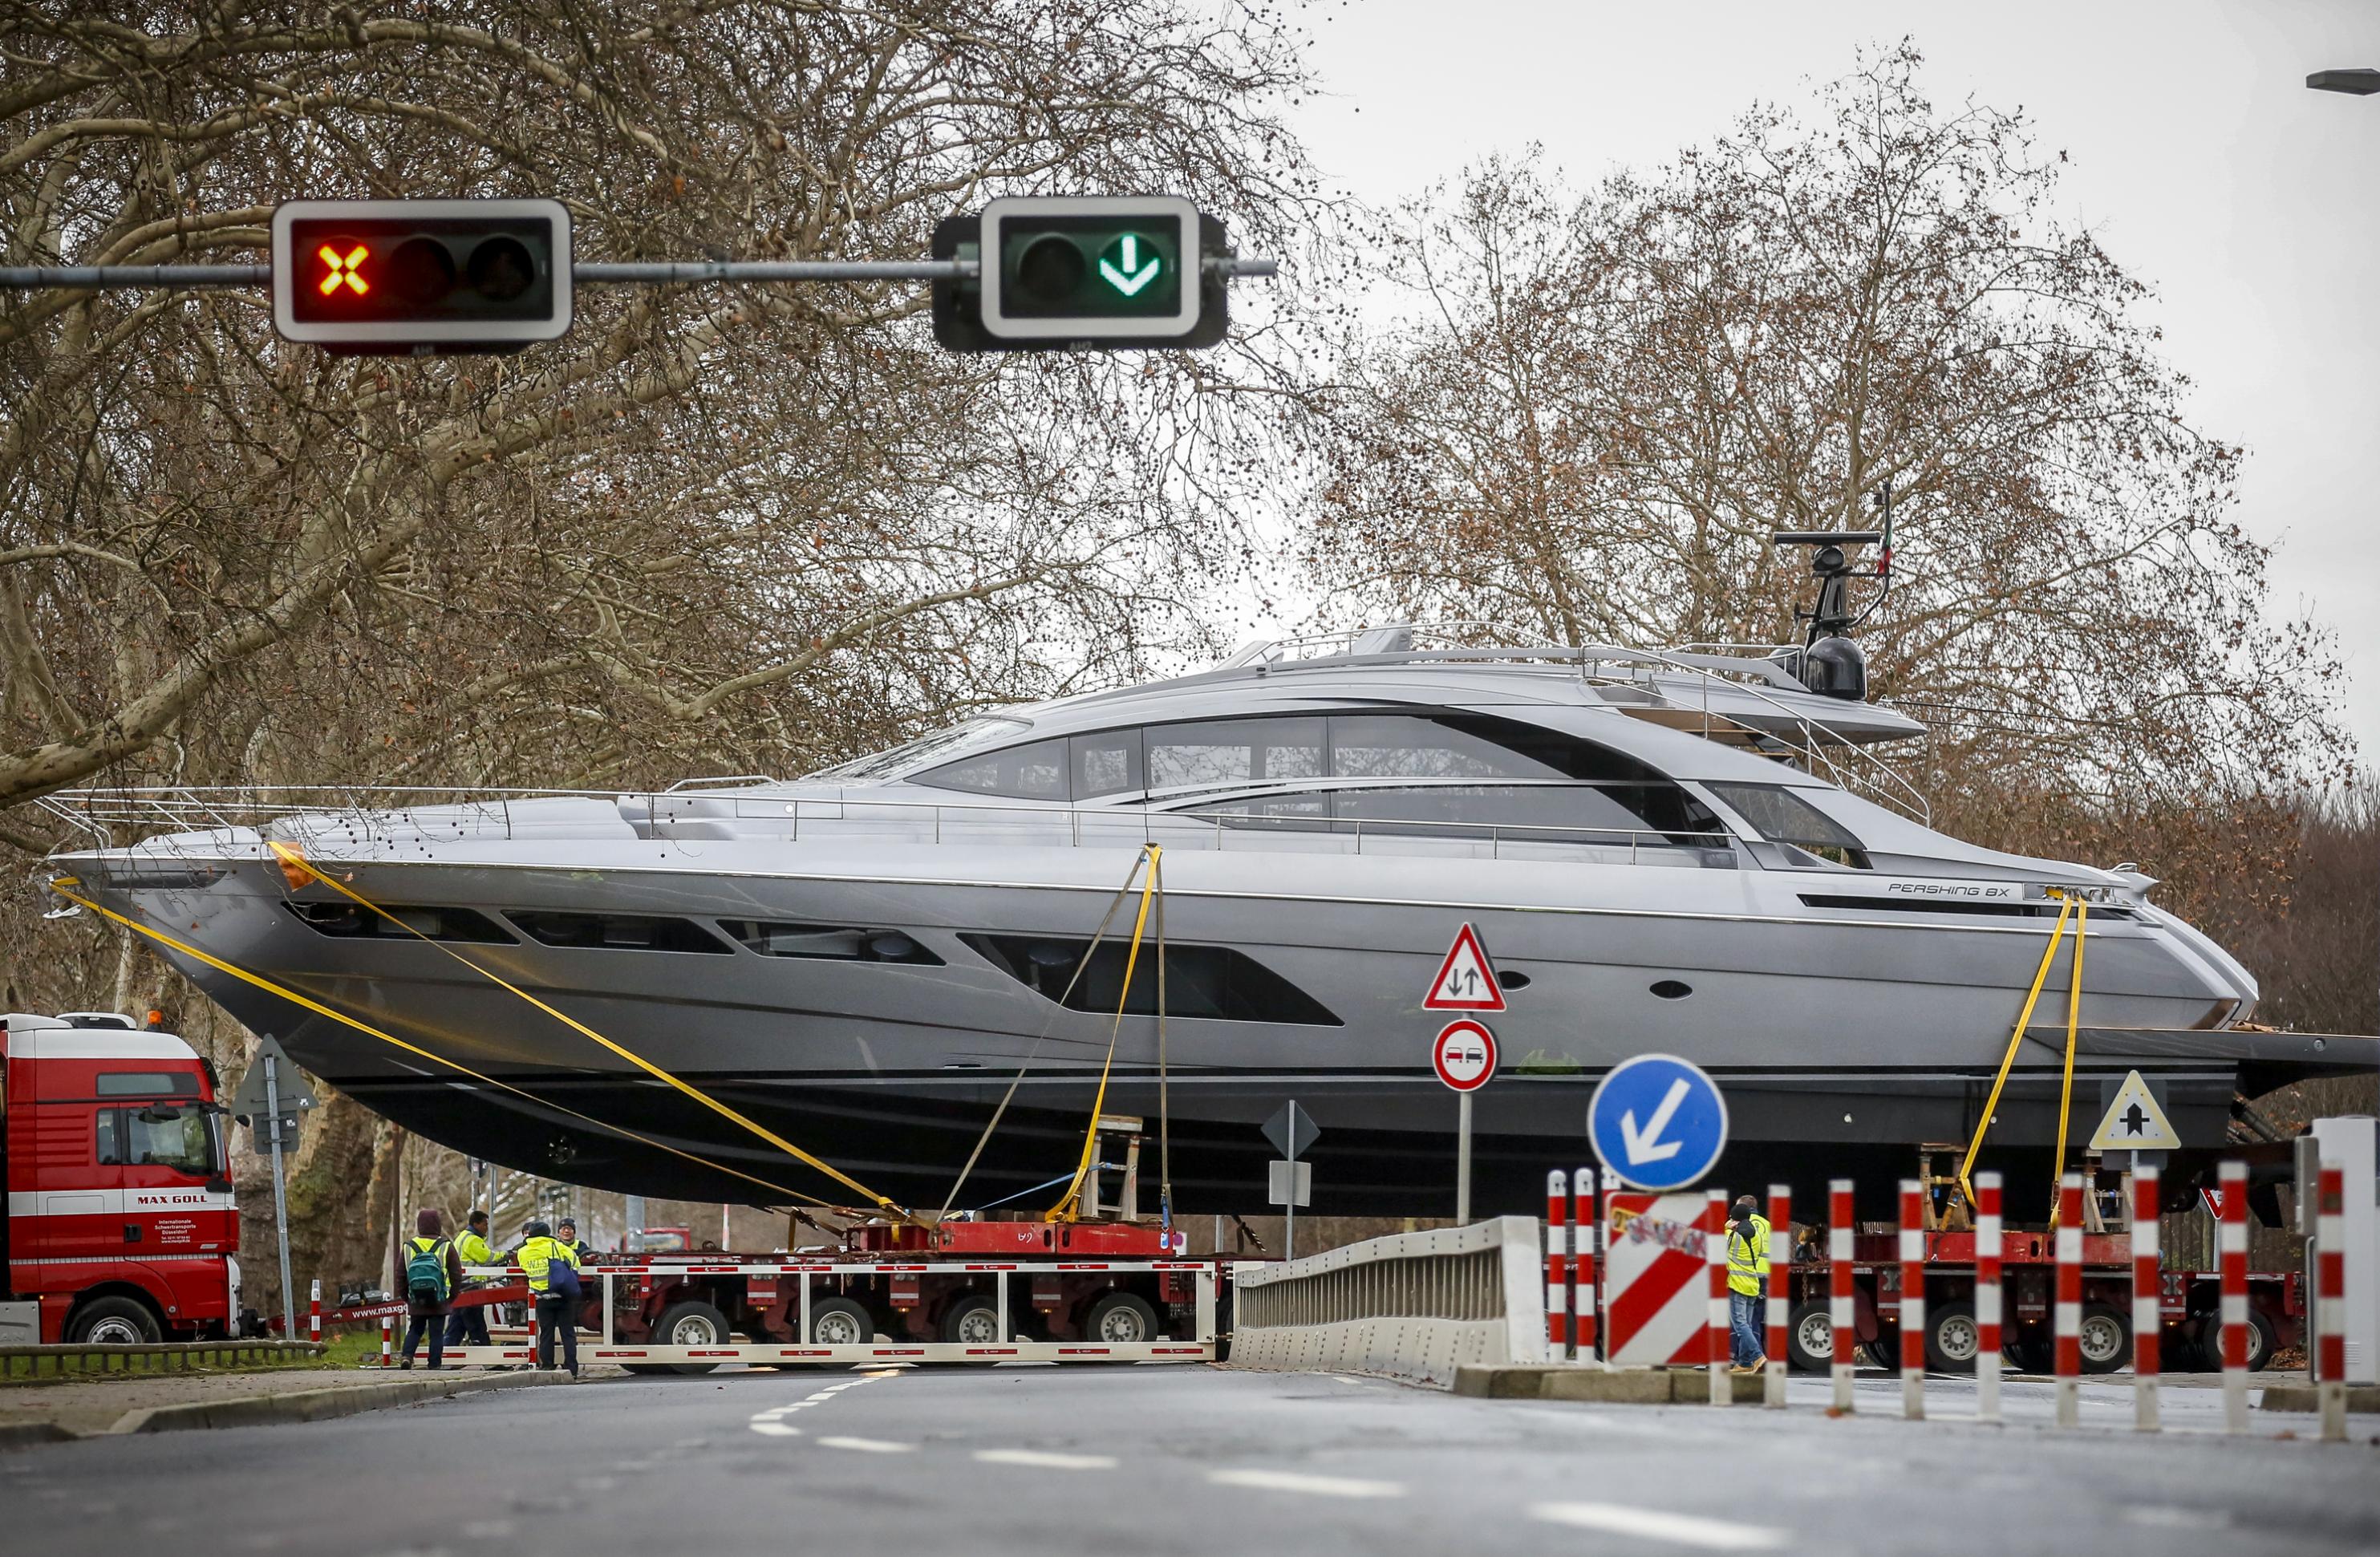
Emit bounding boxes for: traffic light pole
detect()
[0,255,1272,290]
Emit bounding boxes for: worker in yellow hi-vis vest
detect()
[515,1220,583,1376]
[1727,1194,1772,1373]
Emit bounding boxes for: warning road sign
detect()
[2089,1068,2182,1151]
[1432,1019,1498,1092]
[1423,922,1504,1012]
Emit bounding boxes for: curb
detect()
[2255,1383,2380,1414]
[1,1368,574,1449]
[1454,1364,1766,1404]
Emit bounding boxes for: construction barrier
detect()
[1546,1170,1570,1358]
[2132,1166,2160,1431]
[1604,1191,1724,1367]
[2219,1159,2248,1433]
[2055,1174,2083,1429]
[1829,1178,1855,1413]
[1899,1178,1924,1421]
[1704,1188,1729,1406]
[379,1316,392,1368]
[1976,1171,2004,1423]
[1764,1184,1790,1409]
[2318,1162,2346,1442]
[309,1279,321,1347]
[1577,1169,1604,1360]
[1231,1217,1546,1388]
[0,1340,323,1378]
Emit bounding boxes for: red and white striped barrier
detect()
[1576,1169,1601,1361]
[1829,1178,1855,1413]
[2218,1159,2248,1433]
[1547,1170,1570,1360]
[1975,1172,2003,1423]
[1764,1184,1790,1409]
[379,1316,393,1368]
[2318,1161,2346,1443]
[1705,1188,1730,1406]
[309,1279,321,1347]
[1604,1190,1725,1367]
[1899,1178,1925,1419]
[2054,1173,2083,1428]
[2131,1165,2160,1431]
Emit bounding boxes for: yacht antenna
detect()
[1770,527,1883,646]
[1847,478,1895,632]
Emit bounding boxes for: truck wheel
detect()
[654,1300,730,1375]
[2204,1308,2279,1372]
[2077,1304,2131,1374]
[809,1296,874,1348]
[1785,1300,1835,1373]
[1923,1302,1981,1374]
[69,1296,161,1345]
[1083,1291,1159,1344]
[940,1295,1003,1346]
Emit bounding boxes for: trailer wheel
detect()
[1084,1291,1159,1344]
[2196,1308,2277,1372]
[940,1296,1003,1347]
[68,1295,162,1345]
[653,1300,730,1375]
[1923,1302,1981,1374]
[1785,1300,1835,1373]
[809,1296,874,1348]
[2077,1304,2131,1374]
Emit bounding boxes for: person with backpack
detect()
[398,1208,465,1370]
[517,1219,583,1376]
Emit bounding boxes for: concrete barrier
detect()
[1230,1215,1547,1387]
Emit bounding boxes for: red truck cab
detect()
[2,1012,240,1344]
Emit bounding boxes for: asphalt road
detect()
[5,1364,2377,1556]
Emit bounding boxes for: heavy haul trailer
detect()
[1777,1227,2302,1376]
[440,1218,1223,1373]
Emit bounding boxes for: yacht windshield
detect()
[806,716,1032,783]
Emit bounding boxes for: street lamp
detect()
[2306,68,2380,95]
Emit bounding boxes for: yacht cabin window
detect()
[1705,782,1871,868]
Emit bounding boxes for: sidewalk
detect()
[1,1364,602,1445]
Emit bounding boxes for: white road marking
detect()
[972,1449,1118,1470]
[748,1422,801,1437]
[1206,1469,1407,1500]
[817,1436,916,1454]
[2124,1507,2229,1531]
[1530,1502,1785,1550]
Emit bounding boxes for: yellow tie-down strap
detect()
[1047,845,1162,1222]
[263,842,913,1221]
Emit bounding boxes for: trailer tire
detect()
[808,1296,874,1348]
[653,1300,731,1375]
[68,1295,161,1345]
[2078,1304,2131,1374]
[1084,1291,1159,1344]
[1785,1300,1835,1374]
[1922,1302,1982,1373]
[2198,1307,2278,1372]
[940,1295,1003,1347]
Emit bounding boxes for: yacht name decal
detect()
[1885,882,2012,898]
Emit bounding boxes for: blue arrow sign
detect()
[1587,1053,1729,1192]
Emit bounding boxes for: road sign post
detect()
[1432,1020,1498,1224]
[231,1034,318,1342]
[1586,1054,1729,1194]
[1263,1101,1320,1260]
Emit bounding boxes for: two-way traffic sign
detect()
[1587,1053,1729,1192]
[1423,922,1504,1012]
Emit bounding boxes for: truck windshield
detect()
[97,1107,221,1175]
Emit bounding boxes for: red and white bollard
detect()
[2131,1164,2160,1432]
[308,1279,322,1348]
[2318,1161,2347,1443]
[1576,1169,1602,1363]
[379,1316,393,1368]
[1706,1187,1731,1406]
[1764,1183,1790,1409]
[2218,1159,2248,1433]
[2055,1173,2084,1428]
[1829,1178,1855,1413]
[1546,1170,1570,1360]
[1898,1178,1925,1420]
[1975,1172,2003,1423]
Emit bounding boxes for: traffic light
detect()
[935,196,1229,351]
[270,199,571,353]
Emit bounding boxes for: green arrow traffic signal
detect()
[1098,233,1162,297]
[973,196,1202,343]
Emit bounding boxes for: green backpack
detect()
[405,1237,452,1303]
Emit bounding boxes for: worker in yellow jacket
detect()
[516,1220,583,1376]
[442,1209,498,1350]
[1727,1194,1772,1373]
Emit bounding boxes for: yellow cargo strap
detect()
[1048,845,1162,1222]
[1956,890,2090,1222]
[266,842,914,1222]
[47,878,834,1208]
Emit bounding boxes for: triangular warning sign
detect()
[1424,922,1505,1012]
[2089,1068,2182,1151]
[2199,1186,2224,1220]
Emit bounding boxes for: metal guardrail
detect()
[1230,1217,1547,1387]
[0,1340,326,1379]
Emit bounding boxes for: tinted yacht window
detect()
[1705,783,1869,868]
[1145,718,1325,793]
[1327,712,1671,784]
[1069,730,1144,798]
[914,736,1070,800]
[509,911,732,953]
[1336,784,1705,839]
[963,934,1340,1025]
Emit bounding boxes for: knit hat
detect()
[416,1207,444,1236]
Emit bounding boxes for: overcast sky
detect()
[1276,0,2380,760]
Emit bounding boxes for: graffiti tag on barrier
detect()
[1612,1206,1707,1260]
